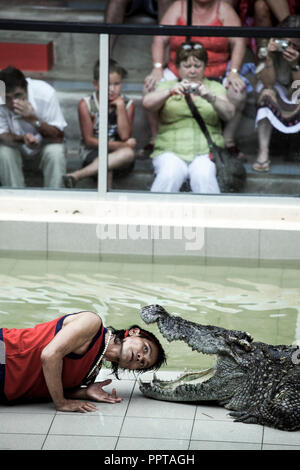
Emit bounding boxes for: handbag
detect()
[185,93,246,193]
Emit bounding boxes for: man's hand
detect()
[55,398,98,413]
[23,133,40,148]
[12,99,37,122]
[85,379,123,404]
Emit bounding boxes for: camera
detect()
[184,82,199,94]
[274,39,289,52]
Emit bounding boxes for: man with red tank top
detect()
[0,311,166,412]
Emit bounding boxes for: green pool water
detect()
[0,254,299,371]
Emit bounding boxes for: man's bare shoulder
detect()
[63,311,102,328]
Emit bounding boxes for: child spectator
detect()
[63,60,135,189]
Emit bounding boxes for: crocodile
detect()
[139,305,300,431]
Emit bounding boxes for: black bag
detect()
[185,94,246,193]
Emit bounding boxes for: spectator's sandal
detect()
[63,175,76,188]
[252,160,270,172]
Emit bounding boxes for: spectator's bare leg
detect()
[105,0,131,54]
[257,118,272,163]
[223,84,247,159]
[255,0,273,27]
[263,0,290,22]
[108,146,135,170]
[67,157,99,182]
[254,0,273,59]
[157,0,175,22]
[255,0,290,58]
[64,147,135,188]
[107,170,113,189]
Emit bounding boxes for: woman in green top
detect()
[143,42,235,193]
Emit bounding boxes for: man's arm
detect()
[13,98,64,141]
[0,132,25,145]
[40,311,101,412]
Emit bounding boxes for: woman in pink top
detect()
[143,0,247,160]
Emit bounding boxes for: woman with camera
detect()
[142,0,247,160]
[253,15,300,172]
[143,42,235,193]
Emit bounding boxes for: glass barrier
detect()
[0,24,299,198]
[0,30,99,191]
[108,32,300,197]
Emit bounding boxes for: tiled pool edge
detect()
[1,221,300,264]
[1,194,300,261]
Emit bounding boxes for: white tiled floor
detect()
[0,370,299,451]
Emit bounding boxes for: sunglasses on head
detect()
[181,43,203,51]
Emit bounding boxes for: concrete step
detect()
[112,157,300,195]
[16,85,300,196]
[0,0,155,83]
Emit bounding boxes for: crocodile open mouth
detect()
[139,367,216,395]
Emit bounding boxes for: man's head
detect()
[0,66,28,111]
[108,324,167,378]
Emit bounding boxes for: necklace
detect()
[85,330,112,383]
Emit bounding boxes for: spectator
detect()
[63,60,135,190]
[143,0,247,161]
[0,66,67,188]
[253,15,300,172]
[105,0,176,54]
[143,42,235,193]
[235,0,295,58]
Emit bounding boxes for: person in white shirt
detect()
[0,66,67,188]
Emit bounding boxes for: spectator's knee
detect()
[42,144,66,163]
[254,0,270,20]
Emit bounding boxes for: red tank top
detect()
[168,0,230,79]
[0,314,106,402]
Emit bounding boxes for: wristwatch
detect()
[153,62,163,69]
[292,63,300,71]
[34,120,41,129]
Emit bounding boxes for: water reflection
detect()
[0,259,299,370]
